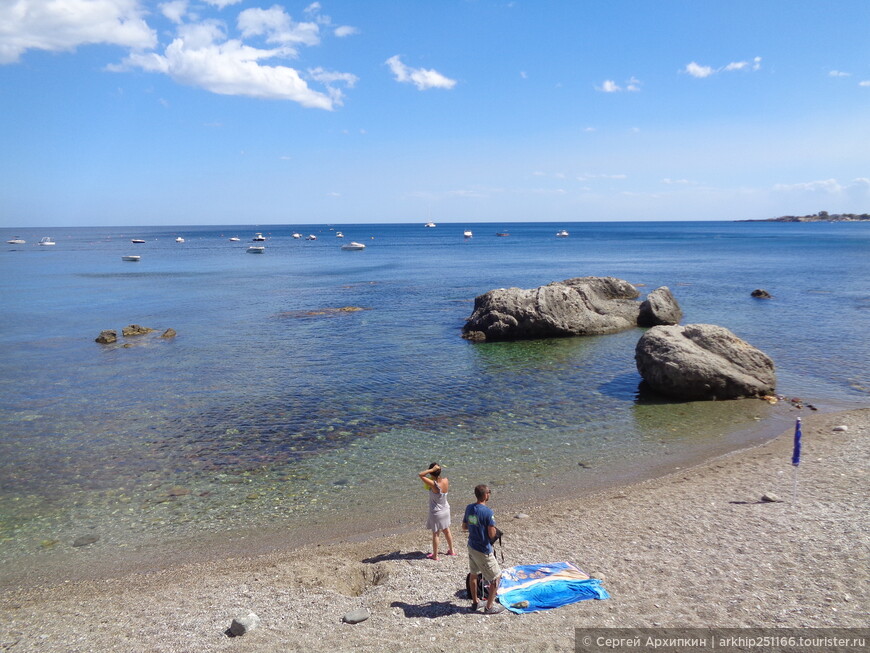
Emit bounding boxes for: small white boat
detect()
[341,241,366,251]
[306,234,317,240]
[424,222,436,228]
[228,237,240,242]
[463,230,473,238]
[131,239,145,244]
[336,232,344,238]
[252,233,266,241]
[246,245,265,254]
[6,238,25,244]
[175,237,185,243]
[38,237,56,246]
[122,255,141,262]
[292,233,302,239]
[556,230,569,238]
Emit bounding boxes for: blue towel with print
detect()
[496,562,610,613]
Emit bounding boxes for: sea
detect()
[1,221,868,581]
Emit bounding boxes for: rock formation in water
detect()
[638,286,683,327]
[95,330,117,344]
[462,276,681,342]
[751,289,772,299]
[635,324,776,400]
[122,324,155,336]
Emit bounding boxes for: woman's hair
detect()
[429,462,441,477]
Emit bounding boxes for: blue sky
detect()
[1,0,869,227]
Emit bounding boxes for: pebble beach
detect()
[2,407,867,652]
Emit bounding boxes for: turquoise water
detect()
[0,221,867,574]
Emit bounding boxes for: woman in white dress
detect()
[418,463,456,560]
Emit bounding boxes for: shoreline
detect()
[2,407,867,652]
[0,400,825,588]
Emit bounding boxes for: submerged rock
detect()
[72,535,99,547]
[95,330,117,344]
[122,324,155,336]
[635,324,776,400]
[751,289,772,299]
[160,328,177,339]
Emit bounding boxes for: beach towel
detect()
[496,562,610,614]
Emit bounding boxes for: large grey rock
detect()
[462,276,642,342]
[635,324,776,400]
[638,286,682,327]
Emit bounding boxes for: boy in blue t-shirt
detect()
[462,484,504,614]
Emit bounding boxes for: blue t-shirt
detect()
[463,502,495,554]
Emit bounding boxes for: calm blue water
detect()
[1,221,868,572]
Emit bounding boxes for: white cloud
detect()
[598,76,641,92]
[773,178,843,193]
[684,61,715,78]
[577,173,627,181]
[583,126,596,132]
[237,6,319,48]
[860,80,870,87]
[829,70,851,77]
[386,55,457,90]
[333,25,358,37]
[0,0,156,64]
[684,56,761,78]
[204,0,242,8]
[160,0,189,24]
[308,67,357,87]
[112,21,338,109]
[771,178,870,207]
[662,178,697,185]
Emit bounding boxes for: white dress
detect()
[426,479,451,532]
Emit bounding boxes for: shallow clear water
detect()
[1,221,867,573]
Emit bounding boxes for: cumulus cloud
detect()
[204,0,243,8]
[597,76,641,92]
[334,25,358,37]
[386,55,456,90]
[237,6,319,48]
[160,1,189,24]
[684,57,761,78]
[111,20,340,109]
[0,0,157,64]
[860,80,870,87]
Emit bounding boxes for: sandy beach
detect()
[2,407,867,652]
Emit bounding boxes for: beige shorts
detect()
[468,546,501,582]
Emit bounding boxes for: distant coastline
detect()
[738,211,869,222]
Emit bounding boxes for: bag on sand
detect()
[465,572,490,601]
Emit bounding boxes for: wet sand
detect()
[2,407,867,652]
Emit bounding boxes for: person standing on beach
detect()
[462,484,504,614]
[418,463,456,560]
